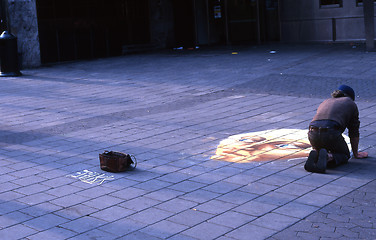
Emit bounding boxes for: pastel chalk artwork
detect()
[211,129,350,163]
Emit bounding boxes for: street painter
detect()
[305,85,368,173]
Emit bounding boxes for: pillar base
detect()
[0,71,22,77]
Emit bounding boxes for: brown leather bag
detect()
[99,151,136,172]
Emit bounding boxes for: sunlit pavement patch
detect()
[211,129,313,163]
[66,169,115,185]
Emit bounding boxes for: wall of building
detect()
[8,0,41,68]
[5,0,374,68]
[7,0,175,68]
[279,0,372,42]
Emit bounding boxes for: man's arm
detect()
[350,137,368,158]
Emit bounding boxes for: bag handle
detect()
[129,155,137,169]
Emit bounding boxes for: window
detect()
[320,0,343,8]
[356,0,376,7]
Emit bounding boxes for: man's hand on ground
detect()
[355,151,368,158]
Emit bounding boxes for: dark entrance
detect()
[194,0,280,46]
[226,0,280,44]
[36,0,150,63]
[172,0,196,48]
[227,0,259,43]
[261,0,280,42]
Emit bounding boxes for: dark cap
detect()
[338,84,355,101]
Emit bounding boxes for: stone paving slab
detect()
[0,44,375,239]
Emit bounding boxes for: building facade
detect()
[280,0,373,43]
[0,0,375,68]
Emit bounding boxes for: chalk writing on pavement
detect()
[66,169,115,185]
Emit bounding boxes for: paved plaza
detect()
[0,43,375,239]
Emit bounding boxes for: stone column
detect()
[7,0,41,68]
[363,0,375,51]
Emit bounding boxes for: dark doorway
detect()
[261,0,280,42]
[204,0,280,45]
[227,0,259,43]
[208,0,227,45]
[172,0,196,48]
[36,0,150,64]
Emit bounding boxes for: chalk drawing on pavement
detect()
[211,129,312,163]
[211,129,351,163]
[66,169,115,185]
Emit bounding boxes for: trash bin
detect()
[0,31,21,77]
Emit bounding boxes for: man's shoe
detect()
[304,150,318,172]
[326,152,336,168]
[317,148,328,173]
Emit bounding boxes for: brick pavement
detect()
[0,43,375,239]
[269,178,376,240]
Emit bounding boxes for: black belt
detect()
[309,120,342,132]
[309,126,340,132]
[309,126,328,132]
